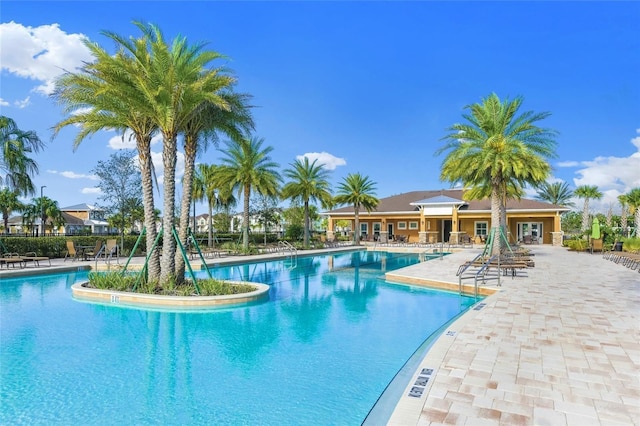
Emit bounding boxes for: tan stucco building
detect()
[324,189,569,246]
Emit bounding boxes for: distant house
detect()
[324,189,570,246]
[59,203,115,235]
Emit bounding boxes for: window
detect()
[360,223,368,235]
[475,221,488,236]
[409,221,418,230]
[397,221,407,230]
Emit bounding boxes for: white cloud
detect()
[0,21,93,95]
[47,169,98,180]
[14,96,30,109]
[107,132,137,150]
[556,160,579,167]
[81,187,101,194]
[0,98,9,106]
[572,129,640,212]
[108,131,162,150]
[296,151,347,170]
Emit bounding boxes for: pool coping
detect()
[71,281,270,309]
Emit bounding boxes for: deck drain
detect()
[473,302,486,311]
[407,368,434,398]
[446,331,456,336]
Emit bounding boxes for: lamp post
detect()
[40,185,46,237]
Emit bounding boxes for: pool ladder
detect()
[278,240,298,268]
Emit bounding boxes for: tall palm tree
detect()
[193,163,221,247]
[217,136,281,250]
[438,93,557,254]
[618,194,629,236]
[51,28,162,280]
[23,196,62,236]
[535,181,575,207]
[126,22,238,284]
[333,173,379,245]
[574,185,603,231]
[175,93,254,281]
[0,188,25,233]
[625,187,640,237]
[1,116,45,196]
[281,158,333,248]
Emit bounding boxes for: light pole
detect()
[40,185,46,237]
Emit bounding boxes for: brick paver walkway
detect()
[387,245,640,425]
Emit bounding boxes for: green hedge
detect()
[0,235,147,258]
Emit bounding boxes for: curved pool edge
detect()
[71,281,270,310]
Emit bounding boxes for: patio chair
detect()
[64,240,80,262]
[21,251,51,267]
[1,253,26,269]
[104,239,118,261]
[522,235,532,245]
[83,240,104,260]
[590,238,603,254]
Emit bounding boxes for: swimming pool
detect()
[1,250,477,425]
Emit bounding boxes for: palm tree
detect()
[0,188,25,233]
[618,194,629,236]
[535,181,575,207]
[438,93,557,254]
[333,173,379,245]
[193,163,221,247]
[1,116,45,196]
[625,187,640,237]
[23,196,62,236]
[281,158,333,248]
[217,136,281,250]
[175,93,254,281]
[51,28,161,280]
[574,185,603,231]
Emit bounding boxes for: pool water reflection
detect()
[1,250,476,425]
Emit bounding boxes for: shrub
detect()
[86,272,256,296]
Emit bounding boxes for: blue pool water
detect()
[1,250,476,425]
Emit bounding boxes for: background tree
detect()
[0,188,25,233]
[281,158,333,248]
[618,194,629,237]
[333,173,379,245]
[561,211,582,235]
[217,136,281,250]
[250,193,280,246]
[625,187,640,237]
[574,185,603,232]
[438,93,557,254]
[535,181,575,207]
[1,116,45,196]
[22,196,62,236]
[93,150,142,248]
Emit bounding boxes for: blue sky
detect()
[1,1,639,216]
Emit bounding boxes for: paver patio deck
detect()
[385,245,640,425]
[2,244,638,425]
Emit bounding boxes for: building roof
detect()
[326,189,569,214]
[61,203,103,212]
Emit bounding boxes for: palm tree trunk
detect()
[243,185,250,250]
[160,133,177,285]
[582,199,590,231]
[303,200,310,248]
[139,141,160,281]
[490,184,501,255]
[354,206,360,246]
[635,208,640,237]
[207,202,213,247]
[175,150,196,285]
